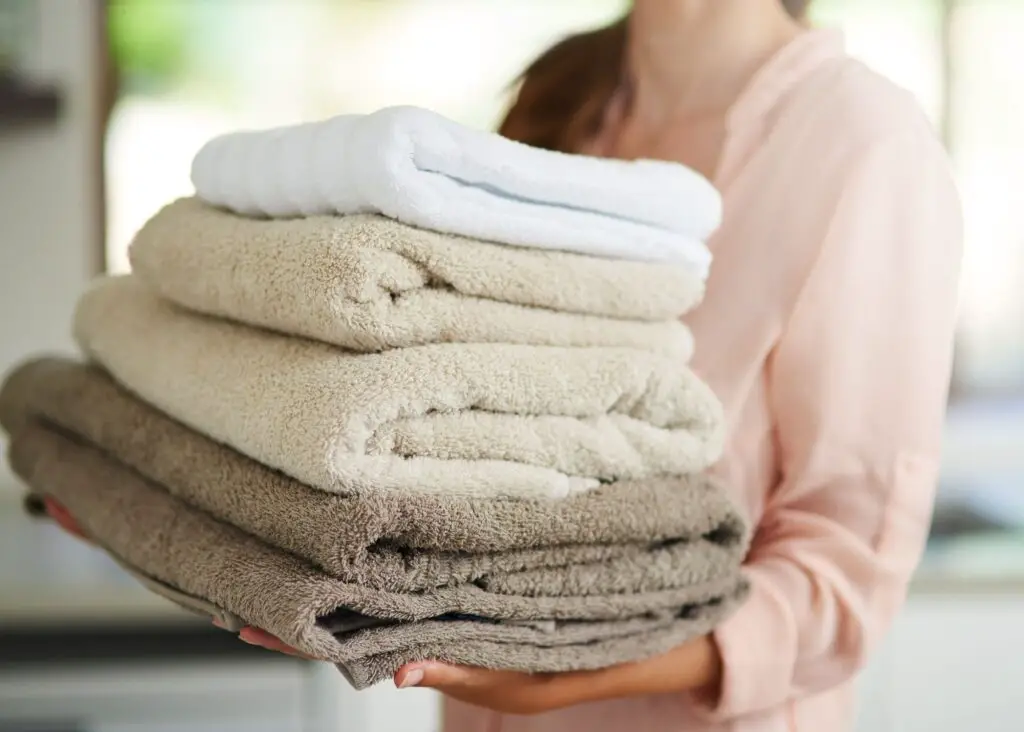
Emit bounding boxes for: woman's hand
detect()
[238,628,723,714]
[228,624,315,660]
[43,497,91,542]
[390,634,722,715]
[41,498,723,713]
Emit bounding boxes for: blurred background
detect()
[1,0,1023,730]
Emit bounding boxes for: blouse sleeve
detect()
[695,132,964,718]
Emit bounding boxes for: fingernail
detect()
[397,668,424,688]
[211,618,226,629]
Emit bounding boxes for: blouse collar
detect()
[726,27,846,135]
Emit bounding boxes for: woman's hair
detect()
[498,1,814,153]
[497,18,628,153]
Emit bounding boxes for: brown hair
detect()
[498,1,814,153]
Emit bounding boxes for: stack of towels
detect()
[0,106,749,689]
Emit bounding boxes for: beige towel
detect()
[128,198,701,356]
[0,358,746,594]
[6,422,747,689]
[73,276,725,499]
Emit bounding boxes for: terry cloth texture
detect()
[188,105,719,272]
[4,422,749,689]
[128,198,701,357]
[0,357,747,593]
[72,276,726,500]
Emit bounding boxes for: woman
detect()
[47,0,962,729]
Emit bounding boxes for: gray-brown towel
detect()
[128,197,701,357]
[6,423,748,689]
[0,358,747,595]
[73,275,725,500]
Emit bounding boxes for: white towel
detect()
[190,106,719,274]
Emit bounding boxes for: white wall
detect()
[0,0,101,494]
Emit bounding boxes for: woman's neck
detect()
[625,0,804,125]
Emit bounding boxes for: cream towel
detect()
[73,276,725,500]
[128,198,700,357]
[190,106,719,271]
[0,358,747,594]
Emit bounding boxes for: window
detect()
[945,2,1024,396]
[103,0,627,271]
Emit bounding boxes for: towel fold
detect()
[6,423,748,688]
[73,276,725,499]
[190,106,719,272]
[128,198,701,356]
[0,358,747,594]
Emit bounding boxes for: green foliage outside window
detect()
[107,0,189,88]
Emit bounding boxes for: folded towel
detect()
[190,106,719,272]
[128,198,701,356]
[73,277,725,499]
[7,422,748,688]
[0,358,747,593]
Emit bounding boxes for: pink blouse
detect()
[443,28,963,732]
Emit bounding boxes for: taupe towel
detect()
[0,358,747,593]
[73,276,725,499]
[6,423,748,689]
[129,198,701,357]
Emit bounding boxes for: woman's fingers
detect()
[238,626,317,660]
[213,620,313,659]
[214,621,316,660]
[392,662,573,714]
[43,497,92,542]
